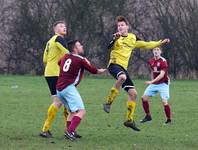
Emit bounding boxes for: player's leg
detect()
[140,84,157,123]
[40,77,63,137]
[159,83,171,124]
[140,95,152,123]
[63,106,69,129]
[65,109,85,140]
[103,64,126,113]
[162,100,171,124]
[41,97,63,133]
[65,111,82,138]
[66,112,73,130]
[122,74,140,131]
[61,84,85,140]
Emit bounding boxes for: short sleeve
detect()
[160,60,168,71]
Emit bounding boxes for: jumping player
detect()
[40,21,69,137]
[103,16,170,131]
[56,40,106,141]
[140,47,172,124]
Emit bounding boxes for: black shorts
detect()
[108,63,135,92]
[45,76,58,96]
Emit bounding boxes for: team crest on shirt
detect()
[157,62,160,67]
[154,66,157,72]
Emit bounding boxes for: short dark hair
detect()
[67,40,79,52]
[116,16,129,25]
[53,20,66,28]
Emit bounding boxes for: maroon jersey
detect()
[56,54,97,91]
[148,57,169,84]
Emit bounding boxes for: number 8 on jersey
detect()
[63,58,72,72]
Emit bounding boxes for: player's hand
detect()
[144,81,152,85]
[97,68,107,74]
[161,38,170,45]
[113,32,121,39]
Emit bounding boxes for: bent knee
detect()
[51,96,62,108]
[162,100,168,106]
[128,89,137,99]
[118,74,127,82]
[141,95,149,101]
[53,101,62,108]
[80,109,86,115]
[77,109,86,118]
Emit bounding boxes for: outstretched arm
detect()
[82,58,106,74]
[135,38,170,49]
[97,69,107,74]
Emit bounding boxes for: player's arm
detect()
[107,32,121,49]
[43,43,49,65]
[55,36,69,54]
[135,38,170,49]
[151,71,154,80]
[82,58,106,74]
[145,70,165,85]
[108,40,115,49]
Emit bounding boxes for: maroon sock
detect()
[68,116,81,133]
[67,121,71,129]
[164,105,171,119]
[142,100,151,116]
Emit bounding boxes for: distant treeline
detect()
[0,0,197,79]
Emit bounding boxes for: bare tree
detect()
[150,0,198,79]
[0,0,197,79]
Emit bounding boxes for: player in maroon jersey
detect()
[140,47,172,124]
[56,40,106,141]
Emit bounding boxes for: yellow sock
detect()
[63,107,69,128]
[126,101,136,121]
[42,103,58,132]
[106,87,119,104]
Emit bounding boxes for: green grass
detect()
[0,75,198,150]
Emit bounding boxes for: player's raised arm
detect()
[107,32,121,49]
[135,38,170,49]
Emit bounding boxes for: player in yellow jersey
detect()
[103,16,170,131]
[40,21,70,138]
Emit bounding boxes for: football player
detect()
[103,16,170,131]
[140,47,172,124]
[40,21,69,137]
[56,40,106,141]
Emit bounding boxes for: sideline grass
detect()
[0,75,198,150]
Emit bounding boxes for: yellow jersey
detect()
[108,33,161,70]
[43,35,69,76]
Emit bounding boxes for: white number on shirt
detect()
[63,58,72,72]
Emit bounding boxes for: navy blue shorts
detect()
[108,64,134,92]
[45,76,58,96]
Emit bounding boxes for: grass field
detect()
[0,75,198,150]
